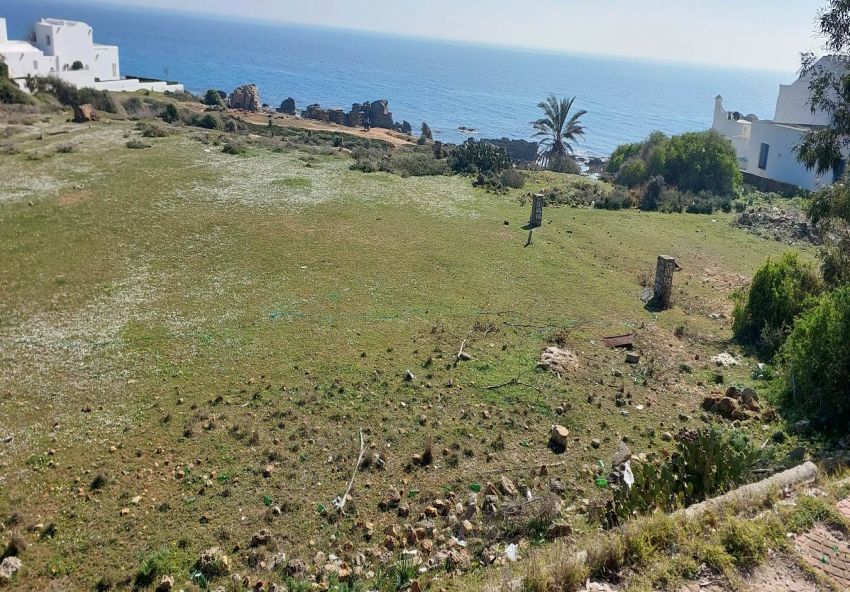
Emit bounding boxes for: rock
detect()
[678,412,690,422]
[73,103,98,123]
[660,432,673,442]
[119,507,130,516]
[404,370,415,382]
[327,108,346,125]
[547,521,572,539]
[711,352,739,367]
[499,476,519,497]
[549,424,570,452]
[250,529,271,547]
[263,464,274,478]
[480,138,539,162]
[460,520,474,536]
[625,352,640,364]
[303,104,328,121]
[715,397,740,419]
[228,84,261,111]
[368,99,394,129]
[793,420,811,435]
[611,442,631,469]
[157,575,175,591]
[788,446,807,461]
[277,97,297,115]
[0,557,22,582]
[590,438,601,449]
[198,547,231,576]
[538,347,580,376]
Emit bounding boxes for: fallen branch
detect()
[454,339,468,367]
[333,429,365,515]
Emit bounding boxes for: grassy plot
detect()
[0,118,805,590]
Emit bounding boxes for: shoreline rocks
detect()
[228,84,261,111]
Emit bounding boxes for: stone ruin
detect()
[228,84,261,112]
[299,98,412,133]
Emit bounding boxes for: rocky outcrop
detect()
[303,104,328,122]
[73,104,98,123]
[483,138,539,162]
[327,108,346,125]
[277,97,296,115]
[228,84,261,111]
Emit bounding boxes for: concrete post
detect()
[653,255,677,310]
[529,193,544,227]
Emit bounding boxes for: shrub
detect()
[449,140,512,175]
[126,138,150,149]
[0,60,8,80]
[203,89,225,107]
[732,253,822,357]
[595,186,635,210]
[660,130,741,195]
[640,176,665,210]
[138,122,168,138]
[500,167,525,189]
[192,113,221,130]
[616,158,647,187]
[606,428,758,526]
[776,285,850,425]
[28,76,117,112]
[607,141,642,174]
[55,143,74,153]
[0,79,33,105]
[71,60,84,71]
[351,147,448,177]
[547,155,581,174]
[222,141,247,155]
[161,103,179,124]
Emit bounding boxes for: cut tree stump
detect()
[529,193,544,228]
[651,255,678,310]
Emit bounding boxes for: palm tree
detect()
[532,95,587,169]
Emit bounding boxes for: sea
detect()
[3,0,793,157]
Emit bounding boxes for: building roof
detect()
[40,18,89,27]
[0,40,42,54]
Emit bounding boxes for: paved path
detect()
[793,497,850,589]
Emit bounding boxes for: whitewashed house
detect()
[712,56,848,191]
[0,16,182,93]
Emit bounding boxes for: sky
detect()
[70,0,826,72]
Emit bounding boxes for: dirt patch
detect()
[735,205,821,245]
[680,554,822,591]
[57,190,88,206]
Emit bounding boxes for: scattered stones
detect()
[198,547,231,577]
[625,352,640,364]
[404,370,415,382]
[538,347,580,376]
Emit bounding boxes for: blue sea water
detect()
[3,0,792,156]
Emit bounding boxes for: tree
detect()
[203,89,225,107]
[420,122,433,142]
[532,95,587,169]
[796,0,850,285]
[161,103,179,124]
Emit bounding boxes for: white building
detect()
[0,16,183,93]
[712,56,848,191]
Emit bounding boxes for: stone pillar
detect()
[529,193,544,227]
[653,255,677,310]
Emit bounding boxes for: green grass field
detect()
[0,113,806,590]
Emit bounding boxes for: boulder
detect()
[715,397,740,418]
[368,99,394,129]
[327,108,346,125]
[277,97,297,115]
[499,476,519,497]
[0,557,22,582]
[538,347,580,376]
[228,84,261,111]
[711,352,739,367]
[73,103,98,123]
[345,107,364,128]
[303,104,328,122]
[482,138,539,162]
[198,547,230,576]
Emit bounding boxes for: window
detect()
[46,35,51,45]
[758,143,769,170]
[33,60,38,70]
[112,63,117,78]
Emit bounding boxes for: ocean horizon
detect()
[5,0,793,156]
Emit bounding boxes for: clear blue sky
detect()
[76,0,825,72]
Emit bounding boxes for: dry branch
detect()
[333,429,365,514]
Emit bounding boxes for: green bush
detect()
[616,158,647,187]
[203,89,226,107]
[27,76,117,112]
[607,141,642,173]
[0,79,32,105]
[639,176,665,210]
[595,187,635,210]
[732,253,822,357]
[161,103,179,124]
[449,140,512,175]
[0,60,8,80]
[126,138,150,149]
[776,285,850,425]
[661,130,741,195]
[547,155,581,174]
[191,113,221,130]
[606,428,757,527]
[500,168,525,189]
[222,141,247,155]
